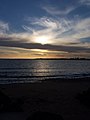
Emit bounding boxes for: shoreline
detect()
[0,76,90,85]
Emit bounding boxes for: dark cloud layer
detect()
[0,38,90,53]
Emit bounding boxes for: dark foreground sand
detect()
[0,78,90,120]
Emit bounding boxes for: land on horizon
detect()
[0,58,90,60]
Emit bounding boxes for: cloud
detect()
[1,16,90,48]
[24,16,90,47]
[79,0,90,5]
[0,21,9,34]
[23,17,75,44]
[70,17,90,42]
[0,38,90,53]
[0,16,90,58]
[42,5,76,15]
[75,17,90,30]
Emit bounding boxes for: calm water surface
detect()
[0,59,90,84]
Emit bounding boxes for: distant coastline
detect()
[0,58,90,60]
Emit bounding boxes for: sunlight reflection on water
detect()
[0,60,90,84]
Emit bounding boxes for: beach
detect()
[0,0,90,118]
[0,77,90,120]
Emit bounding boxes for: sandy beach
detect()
[0,78,90,120]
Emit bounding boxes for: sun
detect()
[34,36,50,45]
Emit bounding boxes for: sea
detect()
[0,59,90,84]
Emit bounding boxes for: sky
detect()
[0,0,90,58]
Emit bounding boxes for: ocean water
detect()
[0,59,90,84]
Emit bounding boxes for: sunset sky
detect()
[0,0,90,58]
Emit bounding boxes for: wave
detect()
[0,73,90,84]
